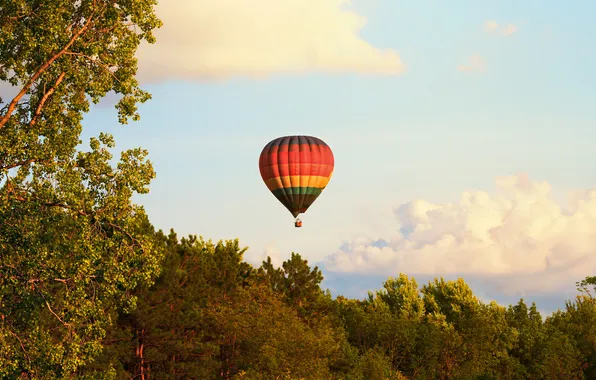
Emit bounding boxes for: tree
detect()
[0,0,163,376]
[347,347,407,380]
[539,313,586,379]
[373,274,425,319]
[258,253,330,320]
[364,275,425,375]
[547,295,596,378]
[505,299,545,378]
[420,277,518,379]
[577,276,596,298]
[84,233,347,379]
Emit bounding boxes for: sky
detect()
[76,0,595,315]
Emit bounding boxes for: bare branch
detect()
[45,300,71,327]
[8,330,30,363]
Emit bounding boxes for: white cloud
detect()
[484,20,517,36]
[484,20,499,32]
[325,174,596,294]
[244,241,284,268]
[136,0,406,82]
[458,55,487,72]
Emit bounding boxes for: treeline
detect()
[2,222,596,379]
[67,229,595,379]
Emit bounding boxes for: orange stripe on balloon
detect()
[264,175,331,191]
[259,164,334,181]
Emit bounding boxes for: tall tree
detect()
[420,277,518,378]
[86,234,348,379]
[0,0,163,376]
[544,277,596,378]
[505,299,545,378]
[258,253,329,319]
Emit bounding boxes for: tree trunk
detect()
[136,329,146,380]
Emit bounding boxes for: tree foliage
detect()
[80,237,595,379]
[0,0,162,377]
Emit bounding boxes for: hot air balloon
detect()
[258,135,334,227]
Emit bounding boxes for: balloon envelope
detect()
[259,135,334,218]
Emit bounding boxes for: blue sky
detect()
[81,0,596,314]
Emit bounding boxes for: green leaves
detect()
[0,136,162,376]
[258,252,331,321]
[83,234,345,379]
[0,0,162,129]
[577,276,596,297]
[0,0,163,376]
[337,274,596,379]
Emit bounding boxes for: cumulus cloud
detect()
[135,0,406,82]
[325,174,596,294]
[245,242,284,268]
[458,55,487,73]
[484,20,517,36]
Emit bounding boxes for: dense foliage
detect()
[0,0,162,377]
[2,1,596,379]
[82,234,596,379]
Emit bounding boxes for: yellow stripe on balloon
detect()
[313,171,333,188]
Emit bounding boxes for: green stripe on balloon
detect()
[271,187,324,217]
[273,187,323,196]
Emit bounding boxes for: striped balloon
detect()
[259,135,334,218]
